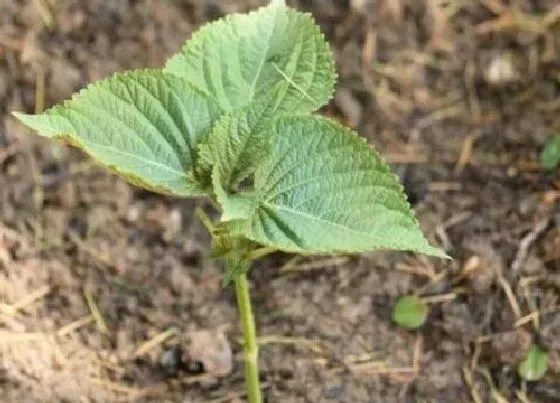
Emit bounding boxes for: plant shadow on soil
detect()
[1,0,559,402]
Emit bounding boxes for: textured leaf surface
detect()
[198,104,272,189]
[164,2,335,116]
[225,117,446,256]
[14,70,220,196]
[213,167,259,222]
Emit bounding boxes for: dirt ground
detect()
[1,0,560,402]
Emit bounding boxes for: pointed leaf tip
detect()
[225,116,449,257]
[12,110,71,138]
[12,111,39,128]
[13,70,221,197]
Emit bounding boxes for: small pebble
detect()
[485,53,518,86]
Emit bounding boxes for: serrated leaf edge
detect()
[164,3,337,111]
[13,69,214,197]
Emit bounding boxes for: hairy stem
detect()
[234,267,261,403]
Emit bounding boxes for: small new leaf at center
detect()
[213,167,260,222]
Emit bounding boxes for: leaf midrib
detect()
[88,142,189,178]
[261,201,411,245]
[247,5,278,100]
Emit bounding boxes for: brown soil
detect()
[1,0,560,402]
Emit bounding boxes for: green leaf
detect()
[164,2,336,116]
[198,104,272,190]
[540,135,560,170]
[224,116,447,257]
[13,70,220,196]
[213,167,259,222]
[392,295,428,329]
[223,256,250,286]
[518,345,548,381]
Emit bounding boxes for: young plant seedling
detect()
[518,344,548,382]
[13,1,446,401]
[392,295,428,330]
[540,135,560,170]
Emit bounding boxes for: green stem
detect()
[234,270,261,403]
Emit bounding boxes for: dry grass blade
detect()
[475,8,551,35]
[33,0,56,29]
[421,293,458,304]
[511,218,550,277]
[0,331,45,344]
[355,366,417,377]
[514,312,540,328]
[497,275,522,320]
[515,389,532,403]
[280,256,350,274]
[256,335,326,355]
[84,286,108,335]
[342,359,388,374]
[131,328,177,359]
[477,368,508,403]
[34,68,46,114]
[394,260,438,280]
[0,285,50,315]
[0,35,24,51]
[455,131,481,174]
[463,366,483,403]
[2,316,94,345]
[67,230,114,266]
[412,334,423,371]
[57,315,95,337]
[470,341,482,371]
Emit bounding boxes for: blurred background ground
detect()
[1,0,559,402]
